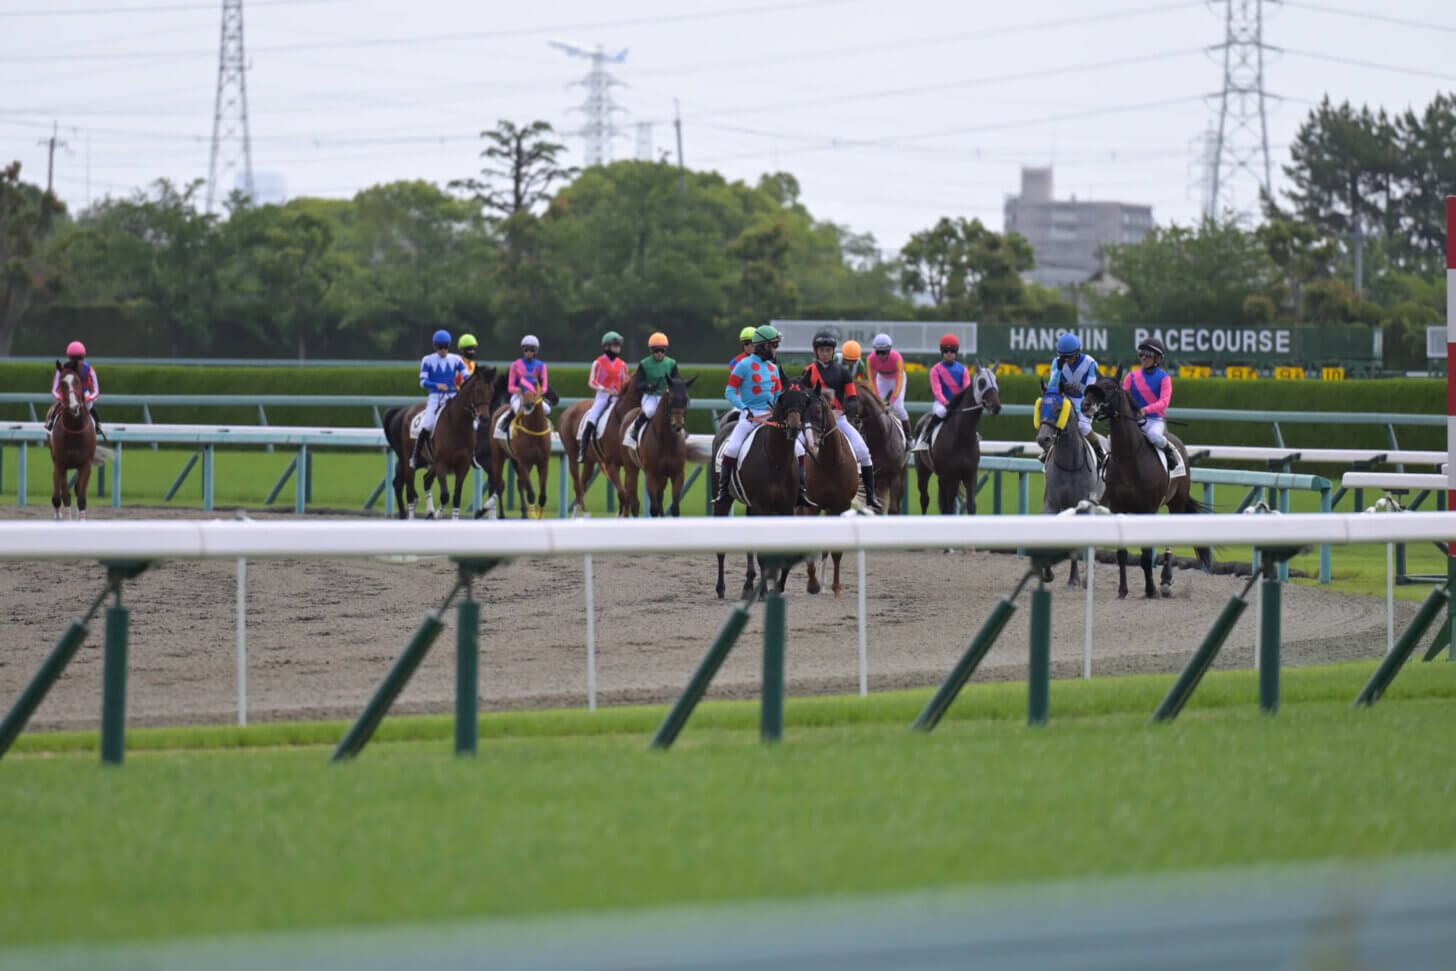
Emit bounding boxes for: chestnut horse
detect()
[800,389,859,597]
[621,375,696,517]
[488,385,554,519]
[382,366,494,519]
[48,363,99,520]
[559,373,641,517]
[851,374,907,514]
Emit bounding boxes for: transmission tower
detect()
[549,41,627,167]
[206,0,255,213]
[1206,0,1277,220]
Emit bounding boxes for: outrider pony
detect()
[850,374,907,514]
[559,373,641,517]
[800,388,859,597]
[1081,369,1213,598]
[48,363,100,520]
[382,366,495,519]
[621,375,696,517]
[1035,387,1101,587]
[912,364,1002,515]
[487,385,555,519]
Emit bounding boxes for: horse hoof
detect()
[833,588,842,599]
[1145,589,1159,600]
[1118,589,1128,600]
[1160,585,1173,598]
[716,586,725,600]
[807,582,820,595]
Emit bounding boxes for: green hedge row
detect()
[1,361,1442,450]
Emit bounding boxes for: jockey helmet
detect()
[939,334,960,352]
[432,329,451,347]
[457,334,478,350]
[520,334,540,350]
[1137,336,1165,359]
[648,331,669,348]
[601,330,623,346]
[752,324,781,344]
[812,327,838,349]
[738,326,757,343]
[872,333,892,351]
[66,340,86,358]
[841,339,862,361]
[1056,333,1081,356]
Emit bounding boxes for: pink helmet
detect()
[66,341,86,358]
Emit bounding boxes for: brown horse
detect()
[488,385,553,520]
[851,374,907,514]
[1081,369,1213,598]
[711,379,813,600]
[48,363,99,520]
[621,375,696,517]
[800,389,859,598]
[559,373,641,517]
[912,364,1002,515]
[382,366,494,520]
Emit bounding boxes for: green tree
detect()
[0,162,65,355]
[898,217,1035,320]
[450,120,577,220]
[724,219,800,332]
[1255,197,1338,322]
[1392,92,1456,274]
[219,201,343,358]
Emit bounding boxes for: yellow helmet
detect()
[841,340,862,361]
[648,331,669,348]
[738,326,757,342]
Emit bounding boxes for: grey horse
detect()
[1035,388,1101,587]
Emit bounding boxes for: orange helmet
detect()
[841,340,862,361]
[648,331,669,348]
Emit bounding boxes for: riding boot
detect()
[628,413,648,447]
[1161,442,1184,478]
[899,417,912,445]
[496,409,514,439]
[860,465,883,511]
[915,415,942,452]
[1089,432,1107,472]
[90,406,106,441]
[411,429,432,469]
[716,457,737,504]
[577,422,595,463]
[796,457,817,509]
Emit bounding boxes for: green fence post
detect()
[1422,622,1450,662]
[1028,586,1051,725]
[761,591,786,743]
[456,598,480,756]
[1152,575,1259,722]
[96,457,106,499]
[912,575,1029,732]
[652,585,759,749]
[385,451,396,517]
[100,604,129,766]
[265,456,297,506]
[295,445,308,515]
[162,451,199,503]
[1202,481,1214,510]
[1355,584,1450,705]
[0,619,90,759]
[558,455,569,518]
[1319,485,1331,583]
[1260,552,1281,714]
[992,470,1003,515]
[305,448,313,504]
[202,444,214,512]
[0,444,5,498]
[1277,487,1290,582]
[506,462,516,513]
[16,442,24,507]
[111,441,122,508]
[333,612,447,761]
[1017,472,1029,516]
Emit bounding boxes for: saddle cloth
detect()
[714,423,768,506]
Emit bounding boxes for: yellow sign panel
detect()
[1178,366,1212,379]
[1274,367,1305,380]
[1034,363,1052,378]
[1321,367,1345,381]
[1225,365,1258,380]
[995,363,1022,377]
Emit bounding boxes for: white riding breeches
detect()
[420,392,452,433]
[873,378,910,422]
[722,408,768,460]
[581,391,615,434]
[509,393,550,415]
[641,393,661,419]
[931,400,948,420]
[1139,416,1168,448]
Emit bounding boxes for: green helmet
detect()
[457,334,478,350]
[738,326,757,342]
[601,330,623,345]
[752,324,781,344]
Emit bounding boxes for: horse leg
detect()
[510,461,530,520]
[806,555,821,595]
[536,459,550,520]
[1160,546,1173,596]
[916,465,931,515]
[622,464,640,518]
[937,475,957,517]
[1068,556,1081,590]
[716,552,727,599]
[1141,547,1157,599]
[51,463,64,520]
[75,465,90,520]
[831,552,843,599]
[743,553,757,600]
[668,467,684,518]
[1116,548,1129,599]
[422,471,437,519]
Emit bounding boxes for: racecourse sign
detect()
[981,323,1379,369]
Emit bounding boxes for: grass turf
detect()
[2,662,1453,948]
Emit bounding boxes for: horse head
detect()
[458,366,495,420]
[55,365,83,416]
[971,361,1002,415]
[1082,372,1129,423]
[519,384,542,414]
[775,380,813,455]
[1035,391,1068,453]
[666,375,695,437]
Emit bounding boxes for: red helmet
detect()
[66,341,86,358]
[939,334,959,351]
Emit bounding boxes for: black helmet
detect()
[812,327,839,349]
[1137,336,1165,358]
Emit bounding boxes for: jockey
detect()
[717,324,811,508]
[839,339,867,382]
[47,341,104,439]
[626,332,679,448]
[729,325,756,371]
[495,334,551,439]
[578,330,629,462]
[801,328,881,511]
[413,329,466,468]
[1042,332,1106,468]
[1122,335,1185,477]
[456,333,479,378]
[913,334,971,452]
[867,332,910,438]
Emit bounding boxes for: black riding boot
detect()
[716,457,737,504]
[496,409,514,439]
[629,413,648,445]
[860,465,883,511]
[1161,442,1183,477]
[411,429,432,469]
[796,457,816,509]
[577,423,595,463]
[1089,432,1107,471]
[89,405,106,440]
[916,415,942,451]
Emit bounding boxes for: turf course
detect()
[3,662,1453,949]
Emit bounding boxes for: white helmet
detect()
[872,333,892,351]
[520,334,540,349]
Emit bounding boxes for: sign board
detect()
[772,321,977,355]
[978,323,1380,368]
[1428,326,1446,359]
[1225,365,1259,380]
[1274,367,1305,380]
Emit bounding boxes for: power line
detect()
[1282,0,1456,34]
[1280,47,1456,82]
[0,0,345,16]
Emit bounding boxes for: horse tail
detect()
[1175,494,1216,573]
[381,406,406,455]
[92,445,115,464]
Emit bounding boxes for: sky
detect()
[2,0,1452,255]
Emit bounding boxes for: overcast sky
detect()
[2,0,1451,254]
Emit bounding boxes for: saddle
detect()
[714,423,769,506]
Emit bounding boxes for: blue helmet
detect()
[1055,333,1081,356]
[432,329,451,347]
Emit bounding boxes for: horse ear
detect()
[685,375,698,387]
[1040,378,1046,393]
[56,360,62,371]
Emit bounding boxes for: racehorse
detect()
[621,375,697,517]
[711,379,813,600]
[912,364,1002,515]
[559,373,641,517]
[1081,368,1213,598]
[488,385,555,520]
[381,365,495,520]
[48,362,100,520]
[851,374,907,514]
[1035,387,1101,587]
[800,388,859,598]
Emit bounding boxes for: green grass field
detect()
[2,661,1454,949]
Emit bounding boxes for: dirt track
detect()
[0,506,1413,729]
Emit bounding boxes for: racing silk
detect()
[635,354,679,394]
[508,357,549,395]
[1046,352,1099,398]
[799,359,857,412]
[1123,366,1172,417]
[867,349,906,401]
[725,354,781,411]
[728,351,751,372]
[929,360,971,405]
[589,353,629,394]
[419,352,466,393]
[52,362,100,404]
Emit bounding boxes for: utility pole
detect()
[36,121,68,195]
[207,0,255,213]
[1206,0,1277,220]
[673,98,685,193]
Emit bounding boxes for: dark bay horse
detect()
[851,374,907,514]
[382,366,494,519]
[1036,388,1101,587]
[1081,369,1213,598]
[621,375,696,517]
[913,364,1002,515]
[800,389,859,597]
[48,363,100,520]
[488,385,554,520]
[711,380,812,600]
[559,374,641,517]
